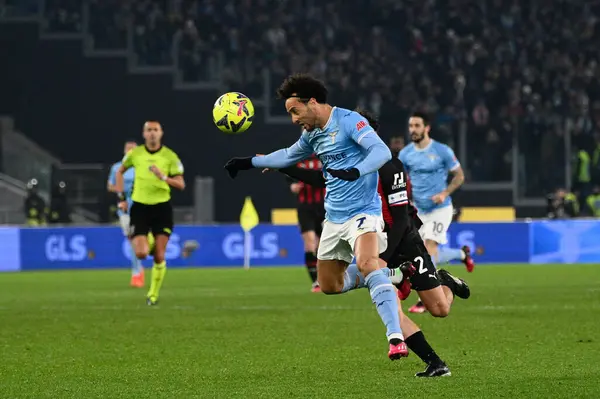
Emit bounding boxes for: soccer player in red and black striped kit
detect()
[287,155,326,292]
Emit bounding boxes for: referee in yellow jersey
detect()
[115,121,185,305]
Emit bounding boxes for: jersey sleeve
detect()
[343,112,391,176]
[251,134,313,169]
[345,111,376,143]
[121,149,135,169]
[440,143,460,172]
[108,163,118,185]
[169,152,184,176]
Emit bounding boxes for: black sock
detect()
[304,252,318,283]
[405,331,443,365]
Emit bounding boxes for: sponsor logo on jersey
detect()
[388,191,408,205]
[319,152,347,162]
[392,172,407,190]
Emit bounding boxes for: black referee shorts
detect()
[129,201,174,237]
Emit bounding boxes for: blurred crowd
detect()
[23,179,71,226]
[4,0,600,196]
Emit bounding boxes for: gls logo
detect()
[45,235,87,261]
[441,230,475,253]
[121,234,181,260]
[222,232,278,259]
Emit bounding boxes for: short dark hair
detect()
[355,108,379,132]
[276,74,328,103]
[410,111,430,126]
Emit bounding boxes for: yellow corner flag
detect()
[240,197,259,269]
[240,196,259,232]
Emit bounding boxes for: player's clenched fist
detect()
[224,157,254,178]
[118,201,128,212]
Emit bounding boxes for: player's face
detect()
[408,117,429,143]
[143,122,163,145]
[285,98,317,131]
[124,142,137,154]
[389,137,404,155]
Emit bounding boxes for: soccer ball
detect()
[212,92,255,134]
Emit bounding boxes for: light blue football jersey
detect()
[252,107,391,223]
[399,140,460,213]
[108,161,135,216]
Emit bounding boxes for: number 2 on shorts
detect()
[414,256,427,274]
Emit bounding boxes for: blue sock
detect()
[341,264,366,292]
[437,247,464,264]
[365,269,403,340]
[341,265,402,292]
[129,245,142,275]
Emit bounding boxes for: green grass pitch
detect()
[1,264,599,398]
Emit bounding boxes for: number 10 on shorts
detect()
[432,221,444,234]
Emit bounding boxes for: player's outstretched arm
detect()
[278,166,326,188]
[224,137,312,179]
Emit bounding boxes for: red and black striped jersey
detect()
[295,156,325,205]
[378,158,421,229]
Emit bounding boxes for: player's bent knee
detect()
[317,277,343,294]
[428,301,450,318]
[316,271,344,294]
[356,255,380,276]
[135,250,148,259]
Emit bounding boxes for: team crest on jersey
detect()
[329,131,338,144]
[428,154,437,161]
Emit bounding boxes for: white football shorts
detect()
[418,204,453,245]
[317,213,387,264]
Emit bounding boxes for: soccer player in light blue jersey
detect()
[225,74,408,360]
[108,140,144,287]
[399,112,475,314]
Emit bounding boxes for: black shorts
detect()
[389,229,440,291]
[129,201,174,237]
[297,204,325,236]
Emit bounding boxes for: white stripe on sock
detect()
[388,332,405,341]
[369,283,394,296]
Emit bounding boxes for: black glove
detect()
[224,157,254,179]
[326,168,360,181]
